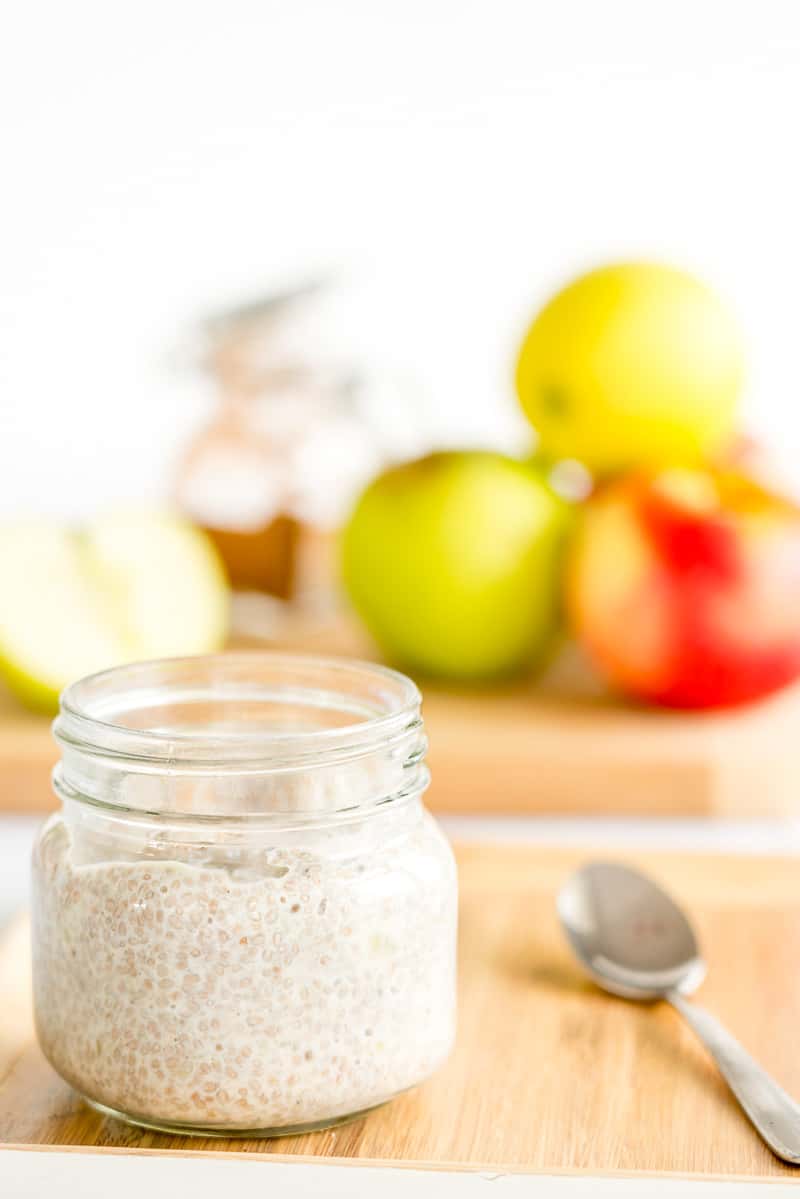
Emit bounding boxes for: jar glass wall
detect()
[31,654,457,1136]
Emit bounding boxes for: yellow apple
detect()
[516,263,744,475]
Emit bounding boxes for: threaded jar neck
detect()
[53,652,428,823]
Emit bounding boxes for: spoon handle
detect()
[668,991,800,1165]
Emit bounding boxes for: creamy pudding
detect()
[33,805,456,1132]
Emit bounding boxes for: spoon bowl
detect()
[557,861,706,1000]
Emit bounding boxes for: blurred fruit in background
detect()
[717,433,799,504]
[342,451,571,681]
[0,511,228,713]
[567,467,800,708]
[3,259,782,719]
[516,263,744,475]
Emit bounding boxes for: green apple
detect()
[0,510,229,712]
[341,451,570,681]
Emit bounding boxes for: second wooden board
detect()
[2,623,800,817]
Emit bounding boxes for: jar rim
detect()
[54,651,423,772]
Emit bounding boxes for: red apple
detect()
[567,467,800,708]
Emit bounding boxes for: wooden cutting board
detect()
[4,620,800,818]
[2,845,800,1180]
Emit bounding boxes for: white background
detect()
[2,0,800,520]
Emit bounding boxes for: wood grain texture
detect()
[2,845,800,1180]
[3,627,800,818]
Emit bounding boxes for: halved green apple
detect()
[0,511,229,712]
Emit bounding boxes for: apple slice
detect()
[0,511,229,712]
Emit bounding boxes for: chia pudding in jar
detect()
[31,654,457,1135]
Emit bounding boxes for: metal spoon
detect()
[558,861,800,1165]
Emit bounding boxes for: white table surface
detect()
[3,811,800,1196]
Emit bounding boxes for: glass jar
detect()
[31,653,457,1137]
